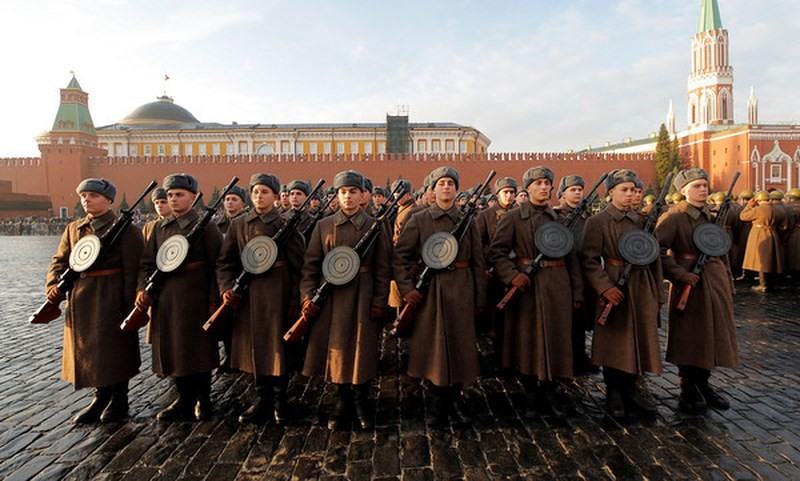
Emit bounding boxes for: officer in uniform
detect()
[216,173,304,424]
[582,169,663,417]
[135,174,223,421]
[393,166,487,426]
[656,168,738,411]
[299,170,391,430]
[490,167,583,417]
[46,178,143,423]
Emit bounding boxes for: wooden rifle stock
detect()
[30,180,158,325]
[674,172,740,312]
[596,300,613,326]
[389,303,416,337]
[284,314,310,342]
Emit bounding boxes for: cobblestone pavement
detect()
[1,236,799,480]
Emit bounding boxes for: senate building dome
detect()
[119,95,199,125]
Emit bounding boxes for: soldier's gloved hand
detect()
[510,273,531,292]
[222,289,242,309]
[601,287,624,306]
[135,290,153,310]
[679,272,700,287]
[403,289,423,307]
[371,306,385,322]
[301,298,321,320]
[46,285,65,304]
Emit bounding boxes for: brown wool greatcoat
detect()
[300,209,391,384]
[489,202,583,380]
[581,204,663,375]
[656,202,739,370]
[216,209,304,377]
[48,210,143,389]
[786,203,800,270]
[393,204,487,387]
[739,203,783,273]
[138,209,222,377]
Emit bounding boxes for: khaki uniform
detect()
[739,203,783,274]
[48,210,143,389]
[300,209,391,384]
[216,209,305,376]
[656,202,739,370]
[582,204,663,375]
[489,202,582,380]
[139,209,222,377]
[393,205,487,387]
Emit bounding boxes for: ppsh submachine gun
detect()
[203,179,325,331]
[283,181,408,342]
[596,172,673,326]
[29,181,158,325]
[495,172,608,311]
[674,172,739,311]
[389,170,496,337]
[120,177,240,331]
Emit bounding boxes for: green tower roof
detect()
[51,75,96,135]
[697,0,723,34]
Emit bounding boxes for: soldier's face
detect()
[338,186,363,215]
[682,179,708,205]
[434,178,456,204]
[497,188,516,208]
[280,191,290,207]
[516,191,529,204]
[527,178,552,206]
[288,189,307,208]
[223,194,245,216]
[153,198,171,217]
[168,189,196,216]
[80,191,112,216]
[609,182,635,209]
[562,185,584,206]
[251,185,276,213]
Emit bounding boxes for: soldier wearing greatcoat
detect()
[739,191,783,292]
[393,166,487,426]
[299,170,392,430]
[489,166,583,418]
[46,178,143,423]
[216,173,304,424]
[581,169,663,418]
[656,168,738,412]
[135,173,223,422]
[476,176,518,368]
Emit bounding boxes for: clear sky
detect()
[1,0,798,157]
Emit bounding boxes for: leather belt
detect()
[517,258,565,268]
[182,260,206,271]
[359,266,371,273]
[677,253,719,262]
[450,260,470,269]
[606,258,626,267]
[81,268,122,278]
[272,260,287,268]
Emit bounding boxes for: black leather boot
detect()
[622,377,658,415]
[273,376,288,426]
[353,382,374,430]
[603,367,625,418]
[239,377,273,423]
[678,368,707,412]
[157,376,195,422]
[426,386,449,427]
[696,371,729,410]
[538,381,567,418]
[450,385,472,425]
[100,382,129,423]
[74,386,112,424]
[520,375,539,419]
[328,384,352,430]
[194,373,213,421]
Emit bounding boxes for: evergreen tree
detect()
[74,201,85,218]
[208,186,221,208]
[655,123,684,193]
[118,194,130,213]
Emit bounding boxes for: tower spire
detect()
[688,0,733,128]
[697,0,723,34]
